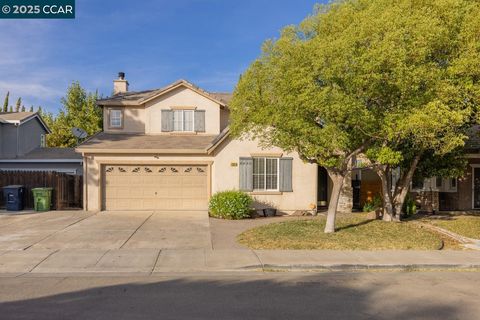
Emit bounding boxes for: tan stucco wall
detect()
[211,137,317,213]
[103,106,146,133]
[145,86,222,135]
[83,137,317,213]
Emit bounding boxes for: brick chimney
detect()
[113,72,129,94]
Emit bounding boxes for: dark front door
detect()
[317,167,328,208]
[352,179,361,211]
[474,168,480,209]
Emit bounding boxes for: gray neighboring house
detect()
[0,112,83,175]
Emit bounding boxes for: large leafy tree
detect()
[43,82,102,147]
[230,4,380,233]
[230,0,480,231]
[360,0,480,220]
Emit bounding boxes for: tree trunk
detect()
[376,155,422,222]
[392,155,421,219]
[376,168,395,221]
[324,170,345,233]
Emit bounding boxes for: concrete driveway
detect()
[0,210,211,250]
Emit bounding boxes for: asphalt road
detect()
[0,271,478,320]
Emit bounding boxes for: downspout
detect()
[15,123,19,157]
[83,154,88,211]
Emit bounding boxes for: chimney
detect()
[113,72,129,94]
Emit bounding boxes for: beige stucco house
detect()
[76,73,320,212]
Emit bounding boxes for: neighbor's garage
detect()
[102,165,208,211]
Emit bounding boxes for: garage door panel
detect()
[103,165,208,211]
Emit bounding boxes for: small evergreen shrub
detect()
[209,190,253,220]
[403,196,417,217]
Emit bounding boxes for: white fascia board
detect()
[0,159,83,163]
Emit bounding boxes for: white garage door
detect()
[102,165,208,211]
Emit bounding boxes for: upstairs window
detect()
[450,178,457,189]
[173,110,194,132]
[109,109,123,128]
[40,134,46,148]
[412,174,424,190]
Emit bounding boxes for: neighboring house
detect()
[76,73,319,212]
[342,126,480,213]
[0,112,83,175]
[408,126,480,212]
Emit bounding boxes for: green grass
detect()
[424,214,480,239]
[238,214,460,250]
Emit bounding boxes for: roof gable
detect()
[0,112,51,133]
[97,79,231,107]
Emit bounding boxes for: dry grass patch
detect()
[423,213,480,240]
[238,214,460,250]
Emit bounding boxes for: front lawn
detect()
[238,214,460,250]
[423,214,480,240]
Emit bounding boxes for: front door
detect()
[317,167,329,208]
[473,168,480,209]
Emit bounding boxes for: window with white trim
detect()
[173,110,194,132]
[253,157,279,191]
[40,134,46,148]
[109,109,123,128]
[450,178,457,189]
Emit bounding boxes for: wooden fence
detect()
[0,171,82,210]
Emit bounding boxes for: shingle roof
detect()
[97,79,232,107]
[0,112,36,122]
[76,132,218,153]
[210,92,233,104]
[21,147,82,160]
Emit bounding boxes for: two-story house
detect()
[0,112,83,174]
[76,73,321,212]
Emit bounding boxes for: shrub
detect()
[403,196,417,217]
[209,190,253,220]
[362,194,382,212]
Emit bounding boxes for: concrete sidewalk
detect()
[0,248,480,275]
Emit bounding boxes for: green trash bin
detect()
[32,188,53,211]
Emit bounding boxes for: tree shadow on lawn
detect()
[0,273,468,320]
[335,218,376,232]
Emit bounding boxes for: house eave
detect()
[0,159,83,163]
[75,148,209,155]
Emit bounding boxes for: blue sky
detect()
[0,0,324,113]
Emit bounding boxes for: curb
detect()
[250,263,480,272]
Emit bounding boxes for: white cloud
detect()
[0,81,63,99]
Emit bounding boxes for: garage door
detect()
[102,165,208,211]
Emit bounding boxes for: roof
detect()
[97,79,231,107]
[76,132,219,154]
[0,147,82,162]
[207,127,230,153]
[0,112,51,133]
[21,147,82,160]
[0,112,36,122]
[210,92,233,105]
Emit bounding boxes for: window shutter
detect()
[239,157,253,191]
[161,110,173,132]
[279,158,293,192]
[194,110,206,132]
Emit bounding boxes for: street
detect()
[0,271,478,319]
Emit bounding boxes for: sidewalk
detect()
[1,248,480,275]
